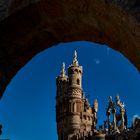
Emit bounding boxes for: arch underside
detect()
[0,0,140,98]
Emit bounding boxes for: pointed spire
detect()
[61,62,66,77]
[72,50,79,66]
[93,99,98,112]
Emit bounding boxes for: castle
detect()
[56,51,140,140]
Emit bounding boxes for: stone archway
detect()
[0,0,140,98]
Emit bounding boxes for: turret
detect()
[56,62,68,97]
[66,51,83,135]
[56,63,68,140]
[56,51,94,140]
[68,50,83,98]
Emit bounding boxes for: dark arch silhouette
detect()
[0,0,140,98]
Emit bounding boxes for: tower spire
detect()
[72,50,79,66]
[61,62,66,77]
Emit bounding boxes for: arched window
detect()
[77,79,80,85]
[75,69,78,73]
[68,69,74,75]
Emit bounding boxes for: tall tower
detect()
[56,62,68,140]
[67,51,83,137]
[56,51,94,140]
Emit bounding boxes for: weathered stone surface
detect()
[0,0,140,22]
[0,0,39,20]
[0,0,140,98]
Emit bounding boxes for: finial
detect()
[72,50,79,66]
[109,96,112,101]
[74,50,77,58]
[93,99,98,112]
[61,62,66,77]
[116,95,120,101]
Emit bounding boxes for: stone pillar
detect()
[112,108,117,131]
[92,99,98,130]
[106,110,111,134]
[120,108,125,131]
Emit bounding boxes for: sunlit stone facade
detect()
[56,51,98,140]
[56,51,140,140]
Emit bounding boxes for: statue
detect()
[116,95,126,131]
[106,96,117,134]
[84,99,90,111]
[106,95,127,134]
[116,95,125,110]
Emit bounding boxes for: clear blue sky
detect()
[0,41,140,140]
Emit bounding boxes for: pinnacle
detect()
[61,62,66,77]
[72,50,79,66]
